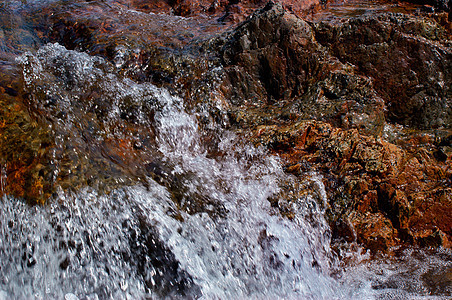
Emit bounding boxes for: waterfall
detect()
[1,34,450,300]
[0,43,347,299]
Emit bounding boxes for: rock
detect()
[422,265,452,295]
[126,0,321,21]
[1,0,451,256]
[350,211,398,252]
[416,228,450,248]
[0,64,55,204]
[314,13,452,129]
[416,0,451,12]
[10,41,227,218]
[250,118,451,253]
[123,216,201,297]
[220,2,386,135]
[213,2,451,254]
[15,43,162,195]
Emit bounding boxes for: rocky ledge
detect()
[0,0,451,255]
[214,1,452,253]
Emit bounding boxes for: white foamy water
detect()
[0,43,449,299]
[0,43,343,299]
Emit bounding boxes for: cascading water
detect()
[1,4,451,299]
[0,43,351,299]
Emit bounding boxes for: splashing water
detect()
[0,43,346,299]
[1,43,450,300]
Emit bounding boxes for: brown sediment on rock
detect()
[0,0,450,254]
[0,59,154,204]
[0,64,54,204]
[250,120,451,252]
[214,2,451,253]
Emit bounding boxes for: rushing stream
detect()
[1,44,337,298]
[1,42,341,299]
[0,42,449,300]
[0,1,451,299]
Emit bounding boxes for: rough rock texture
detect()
[1,0,451,254]
[126,0,320,21]
[252,120,451,252]
[219,2,386,136]
[0,65,54,204]
[212,2,452,253]
[314,14,452,129]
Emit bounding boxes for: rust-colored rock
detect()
[0,0,450,256]
[127,0,320,20]
[350,211,398,252]
[250,118,451,253]
[0,66,54,204]
[214,2,451,254]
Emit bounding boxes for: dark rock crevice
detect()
[1,0,451,256]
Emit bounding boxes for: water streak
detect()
[1,40,449,300]
[1,43,343,299]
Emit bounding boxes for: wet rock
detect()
[212,2,451,254]
[421,265,452,295]
[0,5,52,204]
[145,160,228,217]
[219,1,386,135]
[251,119,451,253]
[350,211,398,252]
[314,13,452,129]
[416,228,450,248]
[1,0,451,257]
[0,64,54,204]
[412,0,451,12]
[12,43,164,200]
[127,0,320,21]
[28,0,231,114]
[124,216,201,298]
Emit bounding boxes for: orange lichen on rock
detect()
[251,120,451,253]
[0,78,54,204]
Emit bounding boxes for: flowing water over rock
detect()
[0,43,342,299]
[0,0,451,299]
[0,41,449,300]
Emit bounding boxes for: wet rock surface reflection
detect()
[0,0,451,299]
